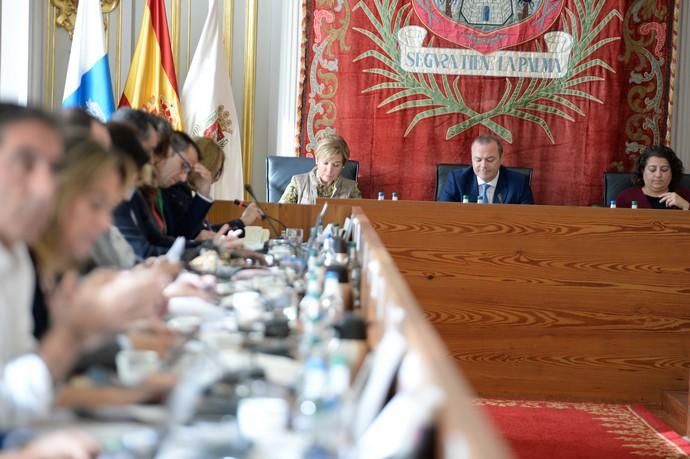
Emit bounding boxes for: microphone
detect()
[243,184,286,237]
[233,199,249,208]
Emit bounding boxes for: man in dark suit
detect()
[439,134,534,204]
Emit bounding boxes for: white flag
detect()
[181,0,243,200]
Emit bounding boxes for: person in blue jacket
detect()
[439,134,534,204]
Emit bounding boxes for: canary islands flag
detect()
[119,0,182,129]
[62,0,115,121]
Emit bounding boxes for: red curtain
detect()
[298,0,677,206]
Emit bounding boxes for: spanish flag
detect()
[119,0,182,129]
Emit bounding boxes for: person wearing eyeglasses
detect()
[162,137,262,242]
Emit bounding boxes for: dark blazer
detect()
[113,189,205,260]
[162,184,213,239]
[439,165,534,204]
[616,186,690,209]
[162,184,245,239]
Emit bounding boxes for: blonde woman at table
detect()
[279,135,362,204]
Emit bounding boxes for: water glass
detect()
[284,227,304,245]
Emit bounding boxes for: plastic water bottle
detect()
[391,192,399,201]
[631,200,638,209]
[462,195,469,203]
[609,200,616,208]
[477,194,485,204]
[377,191,384,200]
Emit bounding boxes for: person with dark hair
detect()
[163,136,262,240]
[147,112,173,156]
[108,121,150,170]
[111,107,159,155]
[113,129,242,259]
[439,134,534,204]
[616,145,690,209]
[87,122,151,269]
[60,107,111,150]
[0,103,172,445]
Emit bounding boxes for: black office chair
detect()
[265,155,359,203]
[434,163,533,201]
[603,171,690,206]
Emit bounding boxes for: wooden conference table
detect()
[208,201,513,458]
[211,199,690,407]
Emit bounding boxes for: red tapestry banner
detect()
[298,0,678,206]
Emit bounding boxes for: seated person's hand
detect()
[195,229,217,241]
[213,224,245,251]
[18,429,99,459]
[240,202,264,226]
[135,257,182,278]
[659,192,690,210]
[54,268,173,340]
[228,247,267,266]
[189,163,214,197]
[163,271,216,300]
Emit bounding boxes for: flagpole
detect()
[171,0,181,72]
[241,0,258,195]
[116,3,123,98]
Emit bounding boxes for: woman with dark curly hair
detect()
[616,145,690,209]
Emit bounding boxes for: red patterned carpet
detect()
[475,399,690,458]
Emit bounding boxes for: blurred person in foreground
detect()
[0,104,172,441]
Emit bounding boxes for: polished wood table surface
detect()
[318,198,690,405]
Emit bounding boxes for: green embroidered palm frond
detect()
[353,0,622,143]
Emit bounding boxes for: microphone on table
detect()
[243,184,287,237]
[233,199,250,208]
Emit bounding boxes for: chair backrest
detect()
[603,171,690,206]
[434,163,533,201]
[265,155,359,202]
[603,172,634,207]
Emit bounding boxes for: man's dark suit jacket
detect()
[113,189,206,260]
[438,165,534,204]
[162,184,245,239]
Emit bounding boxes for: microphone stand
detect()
[244,184,285,238]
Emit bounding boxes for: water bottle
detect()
[462,194,469,203]
[320,271,344,322]
[377,191,384,200]
[631,200,638,209]
[391,192,399,201]
[609,200,616,208]
[347,242,361,310]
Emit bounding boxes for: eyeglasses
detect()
[174,149,193,175]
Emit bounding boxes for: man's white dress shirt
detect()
[476,170,501,203]
[0,242,53,429]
